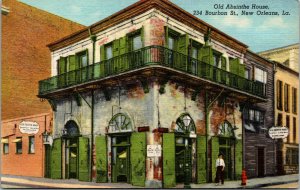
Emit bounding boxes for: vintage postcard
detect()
[1,0,299,189]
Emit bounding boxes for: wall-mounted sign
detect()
[147,145,161,157]
[19,121,39,134]
[268,126,289,139]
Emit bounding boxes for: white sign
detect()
[147,145,162,157]
[19,121,40,134]
[268,126,289,139]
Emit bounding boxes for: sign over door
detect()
[19,121,39,134]
[268,126,289,139]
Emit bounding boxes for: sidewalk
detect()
[0,174,298,188]
[191,174,299,189]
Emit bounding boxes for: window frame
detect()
[292,87,297,114]
[254,66,267,84]
[284,83,290,113]
[3,138,9,154]
[28,136,35,154]
[75,49,89,68]
[293,117,296,143]
[277,80,283,110]
[104,43,113,60]
[16,137,22,154]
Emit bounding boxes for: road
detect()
[262,182,298,188]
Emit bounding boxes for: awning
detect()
[12,139,22,143]
[1,138,8,143]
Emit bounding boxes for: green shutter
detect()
[78,137,90,182]
[68,55,76,85]
[229,58,240,75]
[211,137,219,182]
[50,138,62,179]
[140,26,145,47]
[235,139,242,179]
[96,136,107,183]
[199,46,213,79]
[113,39,120,73]
[100,46,105,61]
[163,133,176,188]
[220,56,227,84]
[97,46,105,78]
[58,57,66,87]
[164,26,169,48]
[120,36,129,71]
[131,132,146,187]
[197,135,206,184]
[176,34,189,70]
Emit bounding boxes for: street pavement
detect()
[262,182,298,188]
[0,174,298,189]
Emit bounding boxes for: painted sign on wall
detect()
[268,126,289,139]
[19,121,40,134]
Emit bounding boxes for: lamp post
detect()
[183,115,191,189]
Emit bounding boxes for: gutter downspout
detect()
[89,28,97,182]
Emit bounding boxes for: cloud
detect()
[220,15,252,29]
[258,17,289,31]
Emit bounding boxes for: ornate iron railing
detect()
[39,46,266,97]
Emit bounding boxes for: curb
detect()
[1,181,59,189]
[245,180,299,189]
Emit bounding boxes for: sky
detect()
[20,0,299,52]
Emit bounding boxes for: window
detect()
[105,45,113,60]
[277,113,283,126]
[132,35,142,51]
[77,51,88,67]
[277,80,283,110]
[28,136,35,154]
[293,117,296,143]
[2,138,9,154]
[245,68,251,79]
[284,84,290,112]
[286,148,298,165]
[16,137,22,154]
[292,87,297,114]
[254,67,267,84]
[245,109,264,124]
[213,52,221,67]
[286,115,290,142]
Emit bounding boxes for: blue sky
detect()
[20,0,299,52]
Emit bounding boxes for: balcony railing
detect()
[39,46,266,97]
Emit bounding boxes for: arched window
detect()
[108,113,132,133]
[175,113,196,133]
[217,121,234,137]
[64,120,80,137]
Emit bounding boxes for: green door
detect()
[131,132,146,187]
[44,145,51,178]
[78,137,90,181]
[199,46,214,79]
[235,139,242,180]
[58,57,66,88]
[176,34,189,70]
[50,138,62,179]
[96,136,107,183]
[175,136,192,183]
[197,135,206,183]
[163,133,176,188]
[211,136,219,182]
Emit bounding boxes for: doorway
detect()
[257,147,265,177]
[66,138,78,179]
[44,145,51,178]
[111,135,130,183]
[219,137,233,180]
[175,136,192,183]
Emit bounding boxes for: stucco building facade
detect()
[38,0,275,187]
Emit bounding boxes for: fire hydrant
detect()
[241,169,247,186]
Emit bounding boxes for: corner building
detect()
[38,0,274,187]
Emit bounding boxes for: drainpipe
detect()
[89,28,97,181]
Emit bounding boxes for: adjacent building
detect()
[259,44,299,175]
[37,0,275,187]
[1,0,84,177]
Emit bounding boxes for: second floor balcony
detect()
[38,46,266,99]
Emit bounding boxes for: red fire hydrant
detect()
[241,169,247,186]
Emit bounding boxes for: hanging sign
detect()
[268,126,289,139]
[147,145,162,157]
[19,121,40,134]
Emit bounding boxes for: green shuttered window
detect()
[131,132,146,186]
[96,136,107,183]
[50,138,62,179]
[235,140,243,179]
[197,135,207,183]
[78,137,90,182]
[163,133,176,188]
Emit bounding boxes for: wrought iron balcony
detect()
[38,46,266,98]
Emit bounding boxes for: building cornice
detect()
[276,61,299,76]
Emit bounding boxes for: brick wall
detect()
[1,0,85,120]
